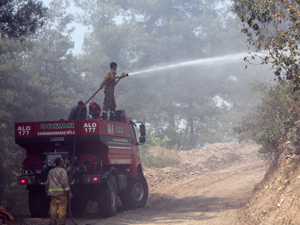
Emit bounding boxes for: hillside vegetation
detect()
[233,0,300,224]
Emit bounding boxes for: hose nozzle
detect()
[121,72,129,77]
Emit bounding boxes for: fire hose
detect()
[67,73,128,225]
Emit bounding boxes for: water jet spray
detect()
[129,53,249,76]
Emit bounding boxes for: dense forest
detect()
[0,0,277,212]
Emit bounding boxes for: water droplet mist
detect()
[129,53,247,76]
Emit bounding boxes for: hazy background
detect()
[0,0,275,213]
[42,0,87,54]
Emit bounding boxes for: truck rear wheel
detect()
[97,175,118,217]
[120,173,148,210]
[28,188,50,217]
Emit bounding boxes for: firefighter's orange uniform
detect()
[45,166,70,225]
[103,70,117,120]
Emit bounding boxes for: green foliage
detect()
[140,126,186,150]
[232,0,300,84]
[141,151,181,168]
[233,0,300,159]
[74,0,250,149]
[235,82,300,158]
[0,0,47,39]
[0,0,85,212]
[0,0,267,213]
[0,172,27,215]
[137,127,181,168]
[138,126,181,168]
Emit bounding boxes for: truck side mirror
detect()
[139,136,146,144]
[140,124,145,137]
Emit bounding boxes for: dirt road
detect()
[19,156,265,225]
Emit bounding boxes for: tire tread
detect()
[97,176,118,218]
[120,174,148,210]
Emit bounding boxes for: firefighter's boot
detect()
[102,112,108,120]
[109,112,115,121]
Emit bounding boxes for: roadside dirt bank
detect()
[238,150,300,225]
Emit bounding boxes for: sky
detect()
[42,0,87,54]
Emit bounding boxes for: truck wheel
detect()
[70,196,89,214]
[28,188,50,217]
[120,173,148,210]
[97,175,118,217]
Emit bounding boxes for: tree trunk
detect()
[165,74,175,128]
[44,60,48,118]
[188,102,195,147]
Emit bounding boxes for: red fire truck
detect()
[15,110,148,218]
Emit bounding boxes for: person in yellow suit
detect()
[100,62,124,121]
[45,158,73,225]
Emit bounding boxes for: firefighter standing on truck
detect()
[100,62,124,121]
[68,100,87,120]
[45,158,73,225]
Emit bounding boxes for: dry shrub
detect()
[235,82,300,159]
[141,147,181,168]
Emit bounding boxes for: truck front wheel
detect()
[97,175,118,217]
[120,173,148,210]
[28,188,50,217]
